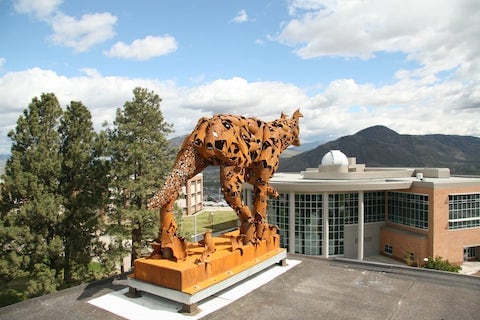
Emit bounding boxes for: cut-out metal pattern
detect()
[148,109,302,261]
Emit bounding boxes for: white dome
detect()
[321,150,348,166]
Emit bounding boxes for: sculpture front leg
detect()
[157,200,187,261]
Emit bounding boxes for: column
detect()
[289,191,295,253]
[358,191,364,260]
[323,192,329,258]
[245,188,252,207]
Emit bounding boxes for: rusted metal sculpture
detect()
[148,109,302,261]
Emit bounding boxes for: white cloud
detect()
[13,0,117,52]
[50,12,117,53]
[231,9,249,23]
[279,0,480,82]
[13,0,62,20]
[0,57,5,69]
[1,68,479,154]
[104,35,178,60]
[287,0,326,15]
[182,77,307,117]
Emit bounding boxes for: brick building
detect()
[176,173,203,215]
[243,150,480,265]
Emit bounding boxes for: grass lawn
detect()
[178,208,238,239]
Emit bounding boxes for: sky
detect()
[0,0,479,154]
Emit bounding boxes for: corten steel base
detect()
[127,229,287,314]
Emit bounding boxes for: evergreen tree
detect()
[0,93,63,297]
[58,101,109,284]
[108,87,174,265]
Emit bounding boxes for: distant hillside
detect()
[278,126,480,175]
[169,135,188,150]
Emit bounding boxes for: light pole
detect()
[210,211,214,230]
[194,212,197,242]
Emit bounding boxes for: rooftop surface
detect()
[1,255,479,320]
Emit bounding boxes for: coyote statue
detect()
[148,109,302,261]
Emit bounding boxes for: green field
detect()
[178,208,238,239]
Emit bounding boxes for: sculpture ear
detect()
[292,108,303,119]
[280,112,287,119]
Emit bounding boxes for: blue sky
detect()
[0,0,479,154]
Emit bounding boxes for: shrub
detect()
[424,256,461,273]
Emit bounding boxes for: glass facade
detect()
[328,194,355,255]
[387,192,429,230]
[267,193,290,249]
[365,191,386,222]
[448,193,480,229]
[264,190,389,256]
[294,194,323,255]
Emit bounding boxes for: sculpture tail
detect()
[147,140,199,210]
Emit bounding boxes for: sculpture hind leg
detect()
[246,164,279,240]
[219,165,256,244]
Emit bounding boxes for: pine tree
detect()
[108,87,175,265]
[58,101,109,284]
[0,93,63,297]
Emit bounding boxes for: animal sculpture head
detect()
[276,108,303,148]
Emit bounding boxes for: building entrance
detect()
[464,246,479,261]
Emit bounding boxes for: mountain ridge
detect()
[278,125,480,174]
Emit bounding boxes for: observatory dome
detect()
[321,150,349,166]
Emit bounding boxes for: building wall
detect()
[381,184,480,265]
[344,222,384,259]
[175,173,204,215]
[432,186,480,264]
[379,226,429,265]
[246,169,480,264]
[381,186,435,264]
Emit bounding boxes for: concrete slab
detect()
[460,261,480,275]
[1,255,479,320]
[89,259,301,319]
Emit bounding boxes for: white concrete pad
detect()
[88,259,301,320]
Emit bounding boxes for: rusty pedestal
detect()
[128,229,286,314]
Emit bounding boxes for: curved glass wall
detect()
[257,190,388,257]
[267,193,290,249]
[294,194,323,255]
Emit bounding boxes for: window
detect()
[388,192,429,230]
[294,194,323,255]
[464,247,477,261]
[330,193,358,225]
[328,194,350,255]
[448,194,480,230]
[365,191,386,223]
[267,193,290,249]
[384,244,393,255]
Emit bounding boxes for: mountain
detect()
[278,125,480,174]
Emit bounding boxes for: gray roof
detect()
[1,255,479,320]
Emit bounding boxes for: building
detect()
[243,150,480,265]
[175,173,204,215]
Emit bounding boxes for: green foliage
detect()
[58,101,109,283]
[0,288,25,307]
[0,93,111,303]
[424,256,461,273]
[27,263,57,297]
[0,276,29,307]
[107,87,175,265]
[1,93,64,297]
[0,88,175,306]
[87,262,107,280]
